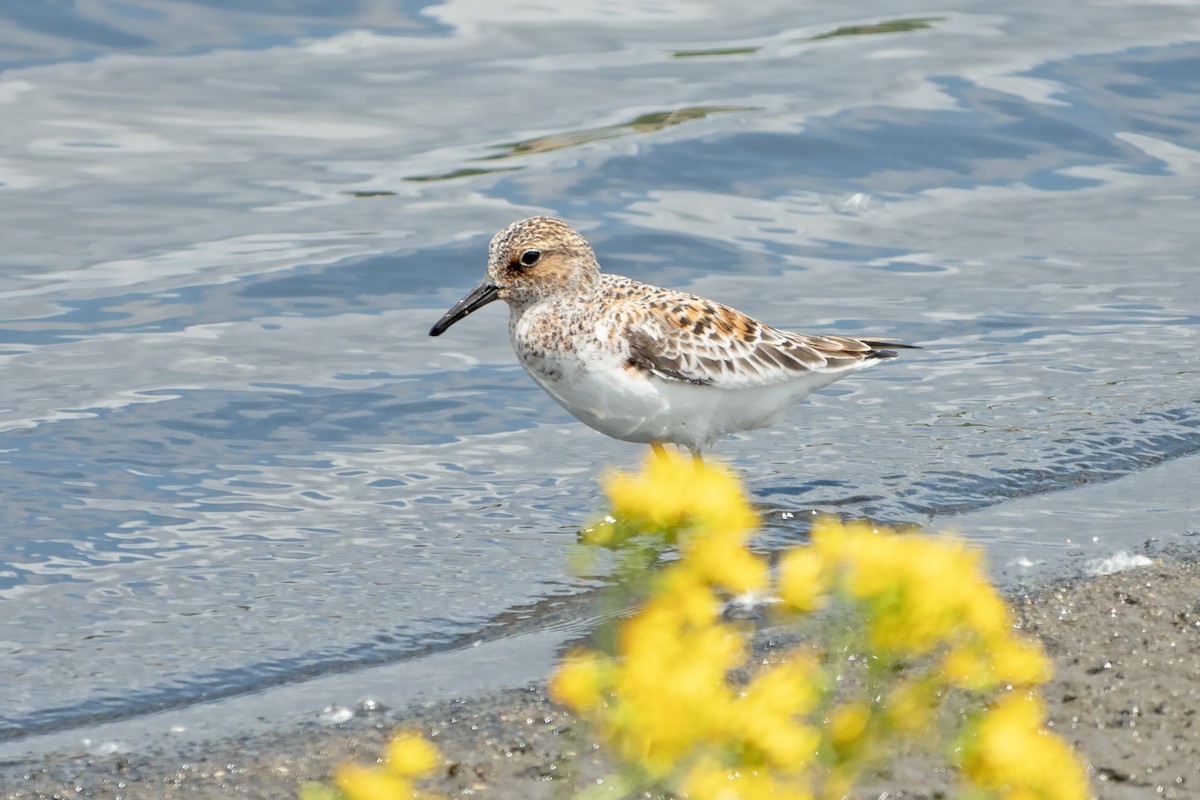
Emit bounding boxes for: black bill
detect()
[429,282,501,336]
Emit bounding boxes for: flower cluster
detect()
[790,517,1053,690]
[303,451,1089,800]
[299,732,443,800]
[551,449,1089,799]
[962,692,1090,799]
[555,453,819,793]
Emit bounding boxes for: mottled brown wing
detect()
[626,300,894,390]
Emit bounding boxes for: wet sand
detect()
[5,549,1199,800]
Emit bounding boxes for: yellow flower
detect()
[334,764,412,800]
[384,732,441,779]
[682,757,815,800]
[827,702,871,752]
[942,635,1054,692]
[883,678,938,735]
[682,528,769,594]
[853,535,982,655]
[940,643,992,691]
[565,462,1089,800]
[603,450,757,538]
[600,583,747,776]
[734,658,822,768]
[777,547,828,613]
[656,567,724,626]
[549,650,609,712]
[986,636,1053,687]
[809,517,877,578]
[959,583,1012,640]
[961,693,1088,800]
[808,518,1052,677]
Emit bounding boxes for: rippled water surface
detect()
[2,0,1199,750]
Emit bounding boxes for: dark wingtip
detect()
[863,340,920,361]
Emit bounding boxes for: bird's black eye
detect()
[518,248,542,267]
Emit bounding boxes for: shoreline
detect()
[6,547,1200,800]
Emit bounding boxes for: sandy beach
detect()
[5,543,1198,800]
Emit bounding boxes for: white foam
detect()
[1088,552,1155,576]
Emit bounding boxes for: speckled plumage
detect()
[430,216,914,455]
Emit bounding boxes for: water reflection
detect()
[1,0,1198,747]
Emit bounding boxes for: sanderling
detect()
[430,216,915,458]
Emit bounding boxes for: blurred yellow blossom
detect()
[309,452,1089,800]
[778,546,827,613]
[683,756,815,800]
[805,516,1055,697]
[734,658,822,768]
[607,588,745,775]
[943,637,1053,691]
[682,526,769,594]
[536,456,1088,799]
[333,764,411,800]
[811,520,992,655]
[300,731,444,800]
[384,732,441,778]
[602,449,758,539]
[961,692,1089,800]
[827,702,871,753]
[987,635,1054,686]
[548,455,1089,798]
[548,649,608,712]
[941,643,991,691]
[883,677,938,735]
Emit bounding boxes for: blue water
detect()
[1,1,1199,751]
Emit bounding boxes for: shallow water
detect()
[1,0,1198,751]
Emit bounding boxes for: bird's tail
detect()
[862,340,921,360]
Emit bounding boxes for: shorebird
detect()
[430,217,914,458]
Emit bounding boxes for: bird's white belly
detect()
[519,348,846,452]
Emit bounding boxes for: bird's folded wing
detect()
[625,303,882,390]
